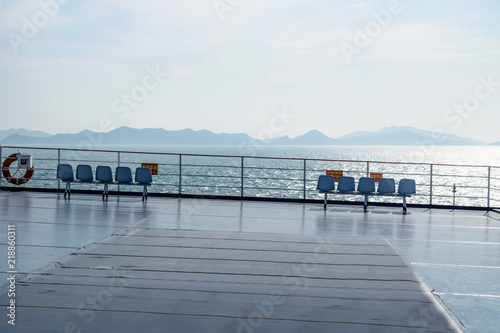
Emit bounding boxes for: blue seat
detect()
[57,164,74,181]
[135,167,153,200]
[357,177,375,194]
[76,165,94,182]
[316,174,416,214]
[57,164,75,198]
[337,176,355,193]
[96,166,113,200]
[317,175,335,192]
[358,177,375,212]
[317,175,335,210]
[135,167,153,184]
[115,167,133,184]
[96,166,113,183]
[398,179,416,213]
[398,179,416,195]
[378,178,395,194]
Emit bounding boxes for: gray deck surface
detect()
[1,191,499,332]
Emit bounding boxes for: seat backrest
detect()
[96,166,113,183]
[135,167,152,184]
[57,164,74,181]
[378,178,395,194]
[317,175,335,192]
[398,179,416,195]
[76,165,93,182]
[115,167,133,184]
[357,177,375,194]
[337,176,355,193]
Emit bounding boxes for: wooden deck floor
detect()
[1,227,459,332]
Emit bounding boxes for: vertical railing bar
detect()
[366,161,369,177]
[241,156,244,198]
[57,149,61,190]
[178,154,182,196]
[303,159,307,201]
[429,164,433,208]
[117,152,121,193]
[487,166,491,210]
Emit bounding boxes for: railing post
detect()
[57,149,61,190]
[487,166,491,210]
[117,152,121,193]
[241,157,244,198]
[366,161,370,177]
[178,154,182,196]
[429,164,433,207]
[452,183,456,209]
[303,159,307,200]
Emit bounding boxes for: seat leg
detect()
[143,185,147,201]
[364,195,368,212]
[64,183,70,198]
[324,192,328,211]
[403,196,407,214]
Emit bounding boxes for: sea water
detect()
[2,145,500,207]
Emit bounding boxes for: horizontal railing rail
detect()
[1,145,499,210]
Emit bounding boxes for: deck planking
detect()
[0,228,459,332]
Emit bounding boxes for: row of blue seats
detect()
[317,175,416,213]
[57,164,153,200]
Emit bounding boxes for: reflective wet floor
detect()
[1,191,499,332]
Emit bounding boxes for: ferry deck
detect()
[1,190,499,332]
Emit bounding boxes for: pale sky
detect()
[1,0,500,142]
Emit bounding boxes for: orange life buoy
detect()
[2,154,35,185]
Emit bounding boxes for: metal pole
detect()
[452,183,456,209]
[240,157,244,198]
[57,149,61,190]
[429,164,433,208]
[117,152,121,193]
[178,154,182,196]
[487,166,491,210]
[303,159,307,200]
[366,161,370,177]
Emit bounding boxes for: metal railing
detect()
[1,145,500,210]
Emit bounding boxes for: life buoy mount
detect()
[1,153,35,185]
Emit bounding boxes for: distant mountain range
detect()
[0,128,52,141]
[0,126,496,146]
